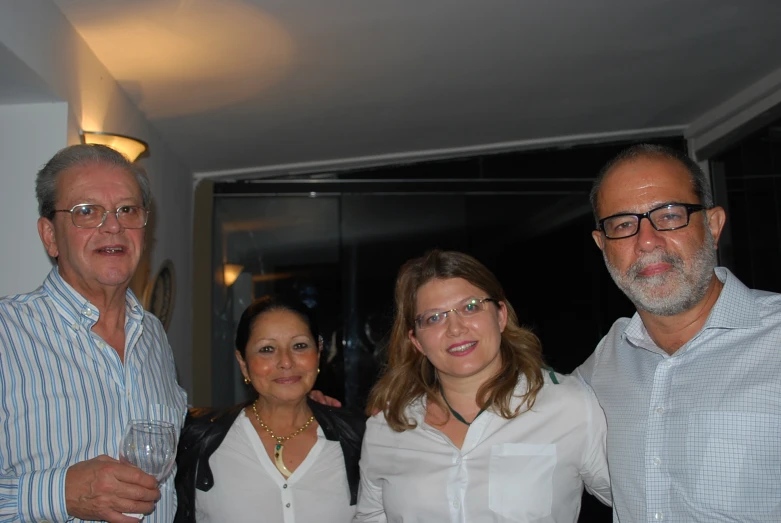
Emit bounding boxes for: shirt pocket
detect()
[148,403,185,439]
[686,411,781,515]
[489,443,557,522]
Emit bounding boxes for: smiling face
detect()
[37,161,146,299]
[409,277,507,383]
[591,155,726,316]
[236,308,321,405]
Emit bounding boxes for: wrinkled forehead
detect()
[56,161,142,203]
[596,156,697,215]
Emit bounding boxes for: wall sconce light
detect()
[223,264,244,287]
[80,130,149,162]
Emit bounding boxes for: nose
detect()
[634,216,665,253]
[445,312,468,336]
[100,211,123,233]
[277,349,293,369]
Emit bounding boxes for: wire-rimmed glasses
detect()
[596,203,706,239]
[53,204,150,229]
[415,297,498,330]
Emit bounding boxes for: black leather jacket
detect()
[174,399,365,523]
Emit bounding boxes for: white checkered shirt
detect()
[577,267,781,522]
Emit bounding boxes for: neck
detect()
[638,274,723,355]
[438,372,485,413]
[253,396,312,430]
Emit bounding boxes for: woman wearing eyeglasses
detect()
[355,250,611,522]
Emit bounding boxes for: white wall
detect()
[0,0,193,395]
[0,102,67,295]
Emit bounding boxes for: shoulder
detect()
[533,372,602,422]
[180,404,244,445]
[309,400,366,435]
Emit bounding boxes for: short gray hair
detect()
[35,144,152,219]
[589,144,713,223]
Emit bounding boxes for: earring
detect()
[317,368,320,374]
[244,376,251,385]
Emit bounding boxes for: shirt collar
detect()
[622,266,760,350]
[43,266,145,325]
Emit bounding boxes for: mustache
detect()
[626,250,684,280]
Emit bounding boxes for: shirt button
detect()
[654,512,664,520]
[455,457,462,465]
[653,457,661,466]
[655,407,665,414]
[453,500,459,508]
[70,323,79,331]
[286,503,291,508]
[283,484,288,489]
[665,360,673,368]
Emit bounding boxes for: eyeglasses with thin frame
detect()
[53,203,150,229]
[415,297,498,330]
[596,203,706,240]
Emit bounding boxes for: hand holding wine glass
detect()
[119,420,177,519]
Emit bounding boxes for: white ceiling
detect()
[51,0,781,178]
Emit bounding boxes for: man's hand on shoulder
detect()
[65,455,160,523]
[308,390,342,407]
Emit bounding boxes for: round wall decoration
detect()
[142,259,176,331]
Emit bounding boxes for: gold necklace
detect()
[251,401,315,478]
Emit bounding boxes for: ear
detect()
[591,229,605,252]
[408,328,425,355]
[235,350,249,381]
[705,206,726,247]
[38,217,59,258]
[496,301,508,333]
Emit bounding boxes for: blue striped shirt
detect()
[0,267,187,523]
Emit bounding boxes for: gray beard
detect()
[604,230,718,317]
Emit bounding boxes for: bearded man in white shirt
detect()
[577,143,781,522]
[0,144,187,523]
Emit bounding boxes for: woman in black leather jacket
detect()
[174,295,365,523]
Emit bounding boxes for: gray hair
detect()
[35,144,152,219]
[589,144,713,223]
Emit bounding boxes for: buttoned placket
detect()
[421,412,492,523]
[645,355,675,523]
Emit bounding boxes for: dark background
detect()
[211,119,781,522]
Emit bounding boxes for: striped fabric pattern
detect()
[0,267,187,523]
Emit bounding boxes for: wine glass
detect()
[119,420,177,519]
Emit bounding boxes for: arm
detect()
[0,457,159,523]
[577,379,611,506]
[0,466,69,523]
[352,424,387,523]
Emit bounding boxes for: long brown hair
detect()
[366,250,545,431]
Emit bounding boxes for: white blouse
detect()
[355,372,611,522]
[195,410,356,523]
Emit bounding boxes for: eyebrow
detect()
[417,296,481,315]
[604,200,683,216]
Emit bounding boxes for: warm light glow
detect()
[223,264,244,287]
[81,131,148,162]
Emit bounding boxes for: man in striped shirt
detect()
[577,144,781,522]
[0,145,187,522]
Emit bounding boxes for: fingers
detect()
[65,456,161,521]
[324,395,343,407]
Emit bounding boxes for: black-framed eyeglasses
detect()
[596,203,706,239]
[53,204,150,229]
[415,297,498,330]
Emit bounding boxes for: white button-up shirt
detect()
[356,372,610,522]
[577,267,781,522]
[195,411,356,523]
